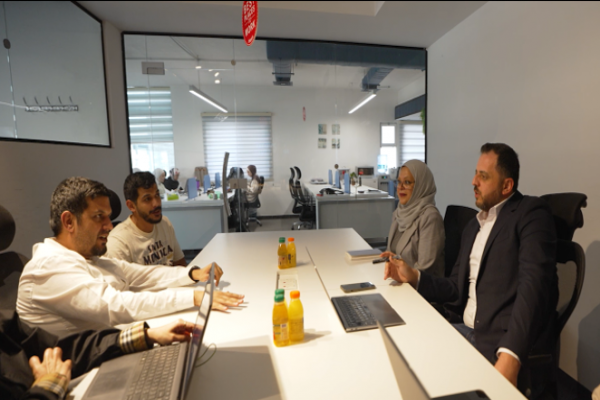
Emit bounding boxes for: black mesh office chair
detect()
[0,204,29,310]
[245,176,265,227]
[443,205,478,277]
[108,189,123,227]
[524,192,587,399]
[291,168,315,230]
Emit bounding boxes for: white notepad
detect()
[345,248,381,260]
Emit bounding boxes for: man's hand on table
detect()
[194,289,245,311]
[192,262,224,285]
[29,347,72,385]
[380,251,419,289]
[494,352,520,387]
[147,319,194,346]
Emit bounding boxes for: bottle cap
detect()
[279,237,285,243]
[275,294,285,302]
[288,238,295,242]
[275,288,284,296]
[290,290,300,299]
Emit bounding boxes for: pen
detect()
[372,255,402,264]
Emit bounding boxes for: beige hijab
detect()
[393,160,437,236]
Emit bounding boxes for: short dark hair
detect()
[124,172,157,203]
[50,177,110,236]
[480,143,520,191]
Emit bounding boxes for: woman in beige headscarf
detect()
[381,160,444,278]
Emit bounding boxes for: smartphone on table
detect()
[340,282,376,293]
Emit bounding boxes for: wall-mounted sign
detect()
[242,1,258,46]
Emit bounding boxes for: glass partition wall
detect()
[123,35,426,217]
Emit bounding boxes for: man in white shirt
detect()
[106,171,187,267]
[382,143,557,397]
[17,177,243,337]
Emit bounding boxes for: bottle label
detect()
[278,256,288,268]
[273,323,289,342]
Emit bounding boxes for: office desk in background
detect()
[72,229,524,400]
[304,183,395,239]
[161,190,228,250]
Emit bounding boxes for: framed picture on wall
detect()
[318,138,326,149]
[332,138,340,149]
[332,124,340,135]
[318,123,327,135]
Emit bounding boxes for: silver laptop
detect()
[82,263,216,400]
[377,321,490,400]
[307,247,405,332]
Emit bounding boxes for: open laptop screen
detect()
[181,263,215,398]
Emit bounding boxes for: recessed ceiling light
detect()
[209,69,213,72]
[215,79,220,84]
[195,66,202,69]
[214,72,220,77]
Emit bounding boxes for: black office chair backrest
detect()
[443,205,478,277]
[540,192,587,241]
[108,189,122,222]
[555,239,585,335]
[0,204,29,310]
[294,166,302,180]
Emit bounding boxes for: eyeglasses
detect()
[397,180,415,188]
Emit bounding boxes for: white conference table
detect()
[82,228,523,400]
[303,183,396,239]
[161,189,230,250]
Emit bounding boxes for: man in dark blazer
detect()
[382,143,557,393]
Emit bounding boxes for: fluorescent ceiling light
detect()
[348,93,377,114]
[215,72,220,77]
[215,79,221,84]
[189,85,228,113]
[195,66,202,69]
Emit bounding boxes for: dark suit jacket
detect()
[418,191,558,363]
[0,310,125,400]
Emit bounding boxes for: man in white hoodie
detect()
[17,177,243,337]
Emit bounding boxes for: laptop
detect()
[377,321,490,400]
[82,263,216,400]
[307,247,405,332]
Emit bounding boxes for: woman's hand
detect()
[380,251,419,288]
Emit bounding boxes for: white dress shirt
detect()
[17,238,196,336]
[464,194,519,362]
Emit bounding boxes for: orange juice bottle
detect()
[288,290,304,342]
[272,294,289,347]
[278,237,289,269]
[287,238,297,268]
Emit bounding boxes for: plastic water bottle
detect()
[273,294,289,347]
[278,237,289,269]
[287,238,296,268]
[288,290,304,342]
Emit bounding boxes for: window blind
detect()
[127,87,175,172]
[399,121,425,166]
[202,114,273,180]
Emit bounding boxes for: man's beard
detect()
[474,186,503,212]
[140,206,162,224]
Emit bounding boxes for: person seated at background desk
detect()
[164,167,181,191]
[17,177,244,337]
[245,165,261,203]
[153,168,166,196]
[1,309,192,400]
[382,143,557,395]
[385,159,444,277]
[107,171,190,267]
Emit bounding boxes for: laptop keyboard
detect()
[126,345,180,400]
[336,296,377,328]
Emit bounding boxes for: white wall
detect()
[0,21,130,257]
[170,84,398,215]
[428,1,600,389]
